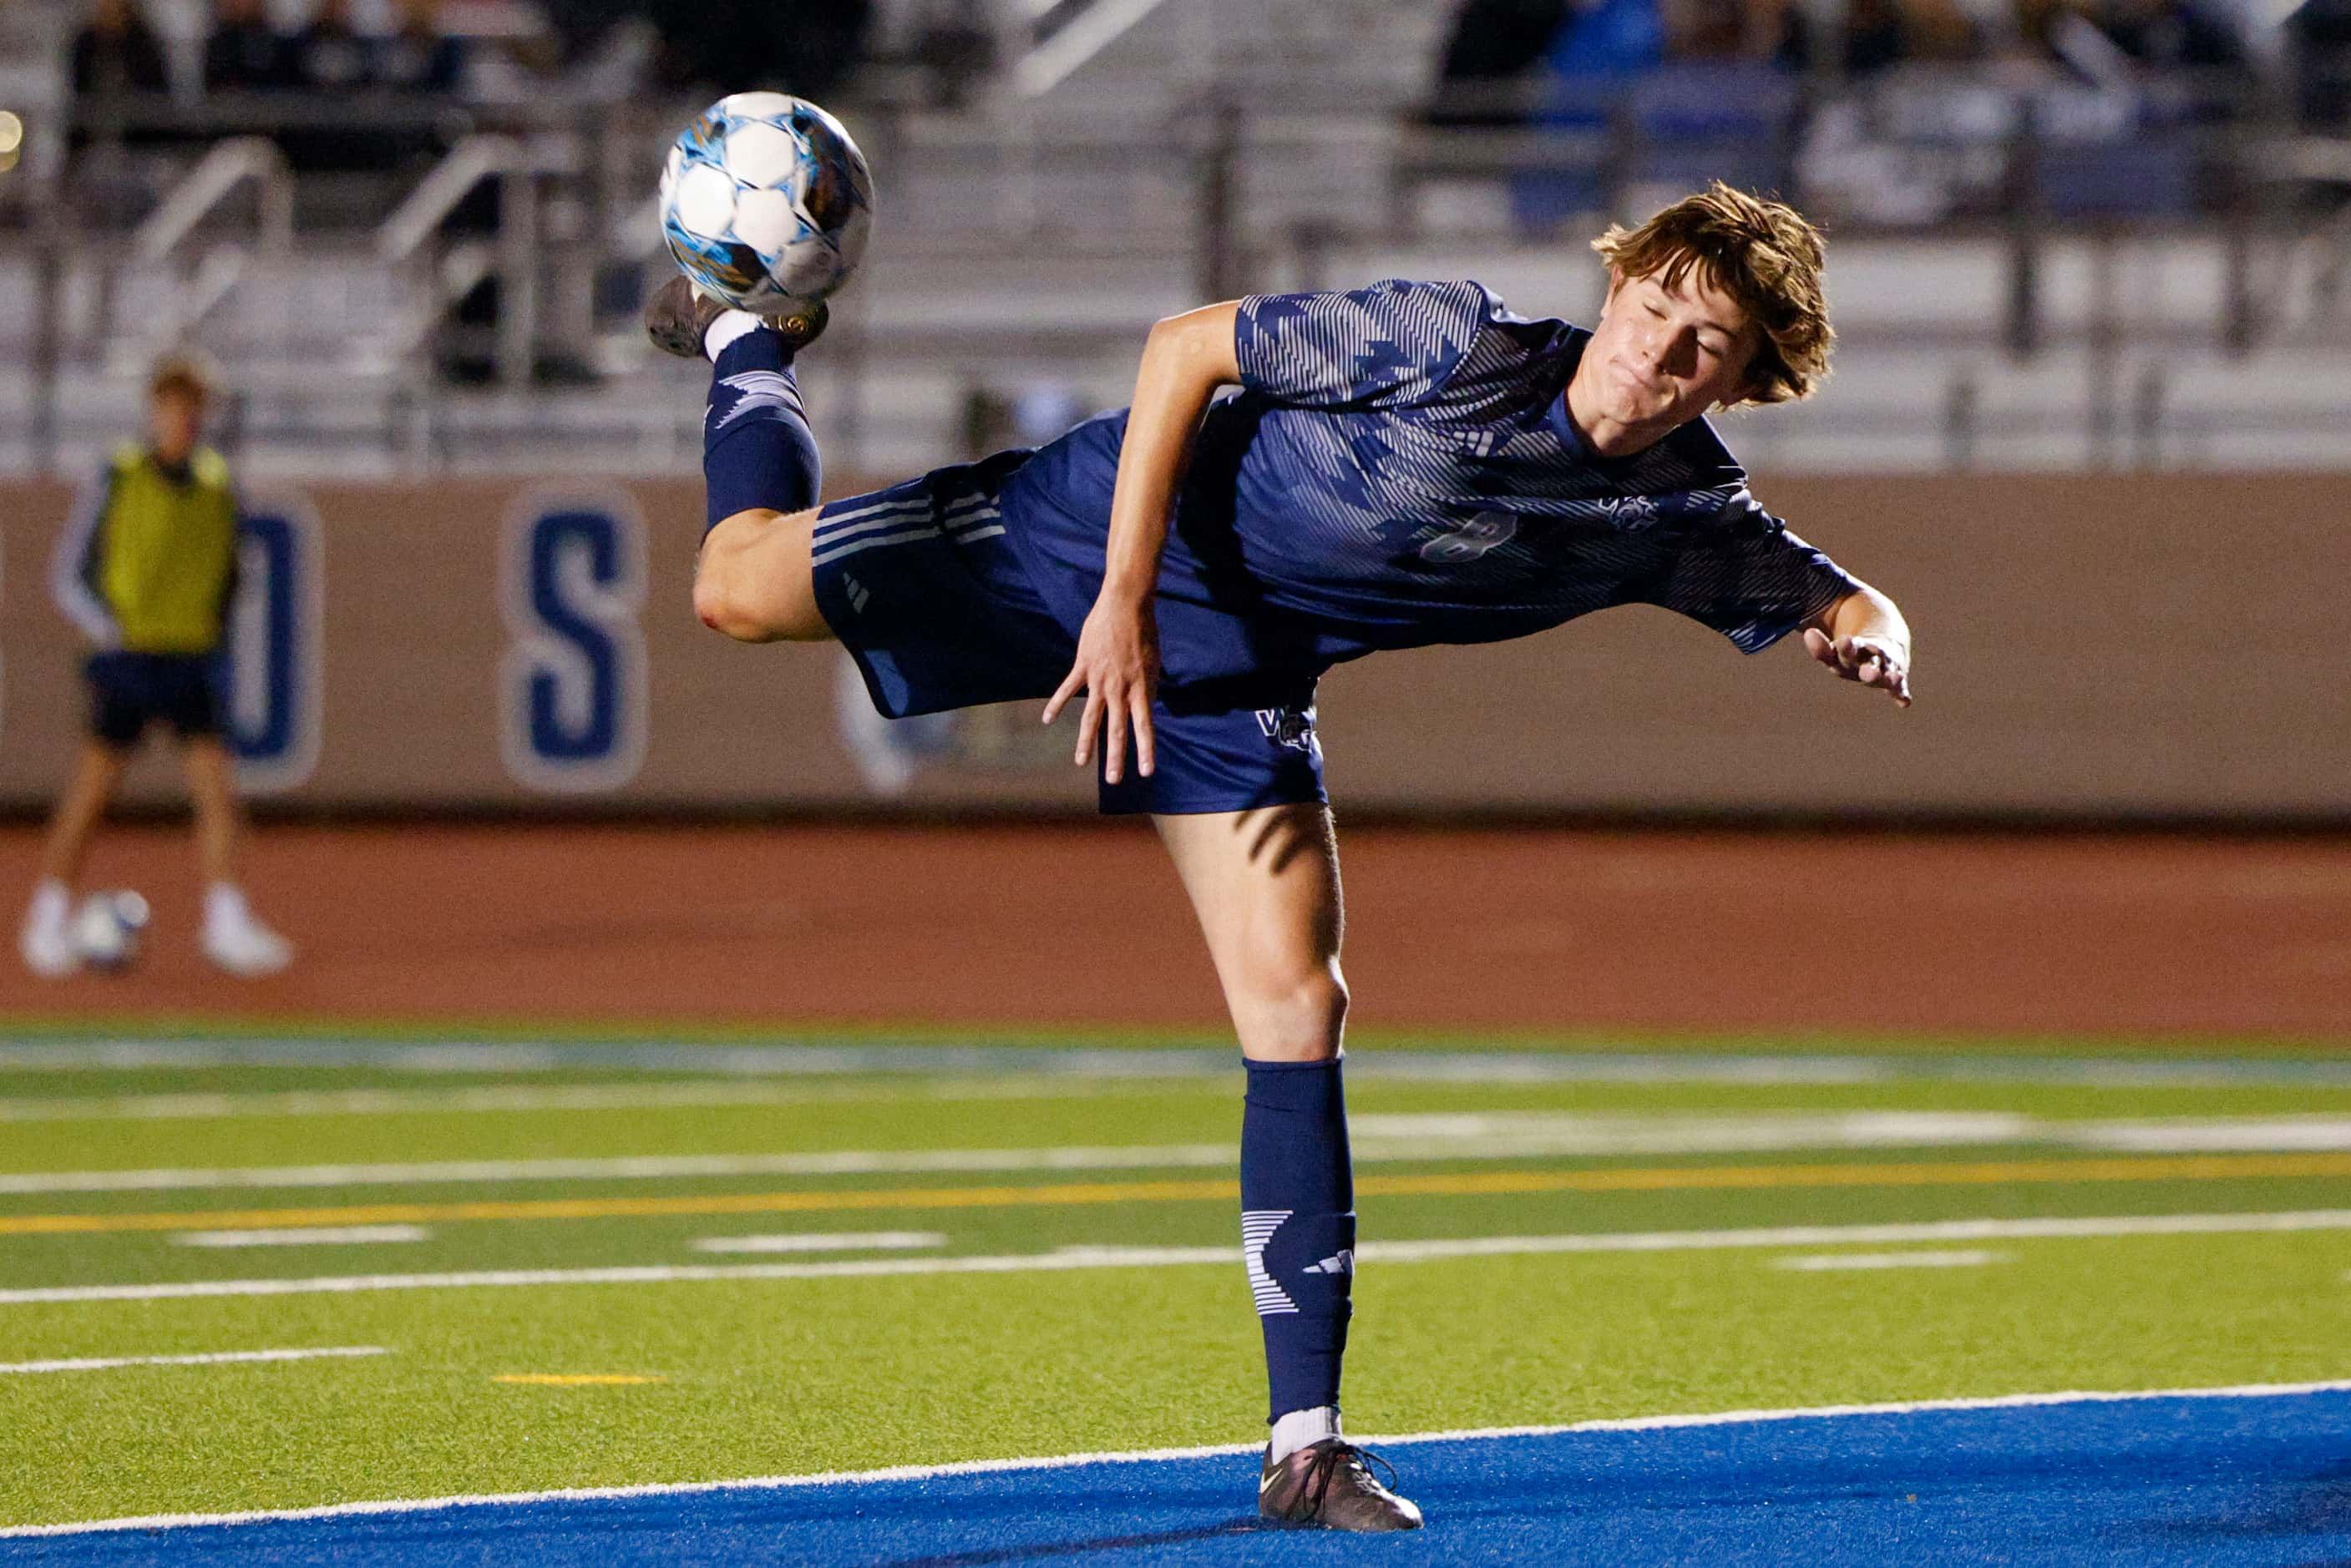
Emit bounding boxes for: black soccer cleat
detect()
[1257,1440,1423,1532]
[644,276,830,359]
[643,275,727,358]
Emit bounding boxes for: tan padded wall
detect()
[3,473,2343,816]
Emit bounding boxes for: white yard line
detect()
[8,1378,2349,1538]
[173,1226,432,1249]
[0,1345,386,1377]
[690,1232,945,1255]
[6,1209,2344,1306]
[0,1144,1239,1193]
[13,1037,2351,1090]
[1774,1248,2007,1272]
[0,1080,1137,1125]
[18,1113,2351,1195]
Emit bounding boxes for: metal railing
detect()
[101,136,295,371]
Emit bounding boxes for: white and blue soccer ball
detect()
[72,889,149,974]
[659,93,874,312]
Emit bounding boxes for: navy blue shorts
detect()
[810,458,1325,817]
[85,651,223,748]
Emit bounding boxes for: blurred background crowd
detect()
[35,0,2348,214]
[0,0,2346,473]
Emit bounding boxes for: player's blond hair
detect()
[1591,183,1832,406]
[148,351,219,404]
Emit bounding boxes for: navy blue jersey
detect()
[1001,279,1857,690]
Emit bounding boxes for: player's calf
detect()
[649,277,833,643]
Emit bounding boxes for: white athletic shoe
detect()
[19,883,79,978]
[201,888,292,978]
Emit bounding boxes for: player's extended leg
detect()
[646,277,833,644]
[181,736,291,977]
[1155,803,1421,1532]
[19,741,127,976]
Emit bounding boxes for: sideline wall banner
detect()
[1,474,2345,817]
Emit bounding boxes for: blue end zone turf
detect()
[14,1389,2351,1565]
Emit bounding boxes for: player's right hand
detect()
[1804,627,1913,706]
[1043,594,1161,784]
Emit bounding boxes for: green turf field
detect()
[5,1030,2351,1530]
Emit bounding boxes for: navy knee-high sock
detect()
[703,323,821,534]
[1240,1056,1355,1425]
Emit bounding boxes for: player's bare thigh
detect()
[1155,804,1347,1064]
[695,505,833,643]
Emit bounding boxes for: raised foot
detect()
[644,276,831,360]
[644,275,727,359]
[1257,1441,1423,1532]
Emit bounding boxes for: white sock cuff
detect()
[1269,1405,1341,1463]
[204,883,245,923]
[28,880,69,916]
[702,310,765,362]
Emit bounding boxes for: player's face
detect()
[149,388,204,464]
[1588,266,1760,432]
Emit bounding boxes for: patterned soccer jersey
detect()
[1001,278,1857,690]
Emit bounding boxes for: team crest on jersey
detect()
[1256,705,1320,756]
[1599,493,1663,530]
[1419,509,1518,563]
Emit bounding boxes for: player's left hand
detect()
[1043,594,1162,783]
[1804,628,1912,707]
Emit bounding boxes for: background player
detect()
[652,181,1911,1530]
[18,357,294,979]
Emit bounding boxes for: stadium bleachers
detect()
[2,0,2348,475]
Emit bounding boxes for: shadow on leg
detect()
[1155,804,1346,1063]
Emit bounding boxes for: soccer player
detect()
[648,181,1911,1530]
[18,356,293,979]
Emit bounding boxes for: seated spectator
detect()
[2090,0,2244,72]
[2291,0,2351,125]
[1837,0,1913,73]
[1663,0,1806,64]
[71,0,170,101]
[204,0,291,94]
[2019,0,2246,111]
[1546,0,1666,83]
[1429,0,1573,125]
[278,0,378,171]
[374,0,466,94]
[285,0,372,93]
[71,0,173,149]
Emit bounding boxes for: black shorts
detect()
[85,651,224,748]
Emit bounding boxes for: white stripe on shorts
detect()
[810,524,945,567]
[813,502,927,546]
[816,492,926,529]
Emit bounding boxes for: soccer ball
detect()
[659,93,874,313]
[71,890,149,973]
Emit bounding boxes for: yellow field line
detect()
[3,1153,2348,1237]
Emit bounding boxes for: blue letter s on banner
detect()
[499,491,648,793]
